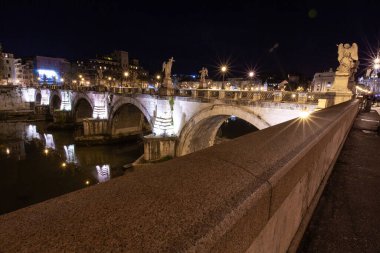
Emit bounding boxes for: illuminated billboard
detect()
[37,69,61,84]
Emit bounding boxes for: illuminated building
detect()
[34,56,70,85]
[0,50,23,85]
[311,68,335,92]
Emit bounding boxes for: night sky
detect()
[0,0,379,79]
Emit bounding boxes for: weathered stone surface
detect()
[0,98,358,253]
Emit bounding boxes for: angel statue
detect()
[336,43,358,75]
[199,67,208,83]
[162,57,175,79]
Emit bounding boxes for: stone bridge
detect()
[0,99,359,252]
[23,86,340,160]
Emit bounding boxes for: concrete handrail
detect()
[0,100,359,252]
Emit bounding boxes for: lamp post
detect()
[124,71,129,87]
[248,71,254,90]
[374,55,380,72]
[221,65,227,90]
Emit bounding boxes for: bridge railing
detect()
[176,89,331,104]
[39,85,332,104]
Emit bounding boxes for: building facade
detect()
[311,68,335,92]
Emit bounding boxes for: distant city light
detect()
[61,162,67,168]
[124,72,129,77]
[248,71,254,78]
[6,148,10,155]
[156,75,161,80]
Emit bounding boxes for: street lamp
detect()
[221,65,227,89]
[374,56,380,70]
[124,72,129,87]
[248,71,255,89]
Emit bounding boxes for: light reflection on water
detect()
[0,121,142,215]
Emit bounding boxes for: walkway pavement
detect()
[298,107,380,253]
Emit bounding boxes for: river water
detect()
[0,117,257,215]
[0,121,143,215]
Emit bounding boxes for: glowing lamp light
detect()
[124,72,129,77]
[299,111,310,119]
[85,180,90,186]
[374,63,380,70]
[221,65,227,72]
[61,162,67,168]
[156,75,161,80]
[6,148,10,155]
[374,58,380,64]
[44,148,49,155]
[249,71,254,78]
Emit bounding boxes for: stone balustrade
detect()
[34,85,335,106]
[0,99,359,252]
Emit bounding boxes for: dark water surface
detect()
[0,121,143,215]
[0,117,257,215]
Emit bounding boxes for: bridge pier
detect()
[48,110,75,130]
[143,135,177,161]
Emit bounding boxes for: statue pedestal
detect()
[159,78,175,96]
[330,72,353,105]
[163,77,173,89]
[331,72,351,92]
[159,87,174,96]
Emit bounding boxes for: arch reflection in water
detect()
[44,134,55,150]
[96,165,111,183]
[63,144,78,164]
[25,125,40,141]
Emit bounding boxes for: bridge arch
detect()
[109,97,153,136]
[72,93,94,122]
[176,105,271,156]
[35,91,41,105]
[49,91,61,113]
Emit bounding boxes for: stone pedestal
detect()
[159,87,175,96]
[83,118,108,136]
[333,91,353,105]
[143,135,177,161]
[297,93,307,104]
[53,110,73,124]
[330,72,353,105]
[331,73,352,92]
[218,90,225,99]
[273,92,282,102]
[252,93,261,101]
[159,78,175,96]
[35,105,50,115]
[191,89,198,98]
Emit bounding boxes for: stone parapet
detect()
[0,98,359,252]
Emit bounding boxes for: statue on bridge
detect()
[199,67,208,88]
[336,43,359,75]
[332,43,359,96]
[162,57,175,80]
[161,57,175,92]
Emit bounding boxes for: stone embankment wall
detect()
[0,87,30,111]
[0,100,358,253]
